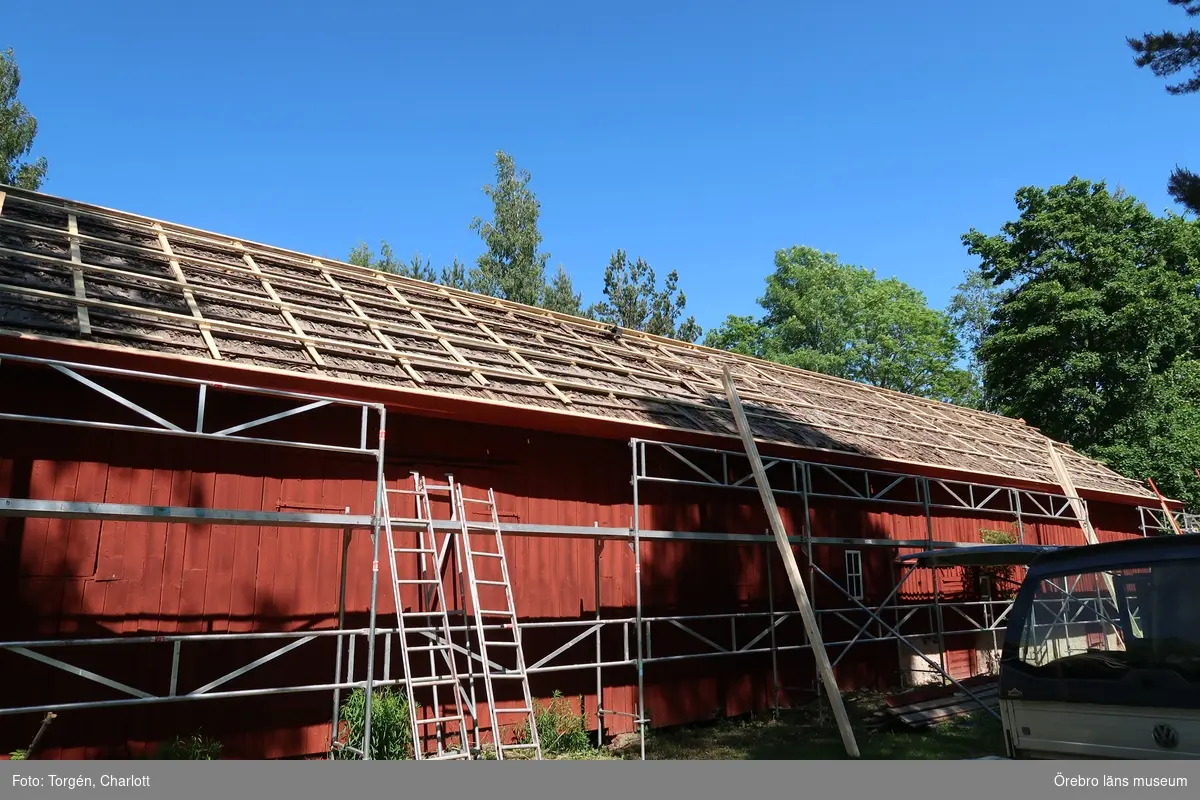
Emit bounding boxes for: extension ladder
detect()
[452,484,544,760]
[382,474,472,760]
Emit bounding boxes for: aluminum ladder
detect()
[382,474,472,760]
[453,484,543,760]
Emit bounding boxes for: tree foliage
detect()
[345,150,702,333]
[468,150,558,307]
[587,249,700,341]
[962,177,1200,507]
[1128,0,1200,213]
[704,246,974,404]
[946,267,1009,409]
[543,264,584,316]
[1,48,47,190]
[348,241,439,282]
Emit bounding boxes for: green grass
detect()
[601,691,1005,761]
[328,686,1004,761]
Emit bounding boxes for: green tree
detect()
[469,150,553,307]
[1128,0,1200,213]
[587,249,700,341]
[440,257,470,290]
[350,151,587,314]
[348,241,438,282]
[1090,359,1200,507]
[1,47,47,190]
[962,177,1200,506]
[705,246,973,403]
[703,314,773,359]
[543,264,585,316]
[946,267,1008,409]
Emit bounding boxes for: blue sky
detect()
[6,2,1198,334]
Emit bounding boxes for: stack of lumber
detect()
[866,676,999,731]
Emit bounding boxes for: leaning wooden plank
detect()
[721,366,860,759]
[1046,440,1117,600]
[1148,477,1184,535]
[1047,441,1099,547]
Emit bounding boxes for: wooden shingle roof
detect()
[0,184,1157,502]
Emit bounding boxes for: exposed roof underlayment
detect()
[0,184,1157,502]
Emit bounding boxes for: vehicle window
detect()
[1016,559,1200,682]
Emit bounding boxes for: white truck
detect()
[900,534,1200,759]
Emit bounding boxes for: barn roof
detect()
[0,184,1158,502]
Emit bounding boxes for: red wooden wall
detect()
[0,362,1145,758]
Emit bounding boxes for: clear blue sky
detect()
[6,2,1198,333]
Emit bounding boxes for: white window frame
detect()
[844,549,864,601]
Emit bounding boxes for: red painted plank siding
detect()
[0,363,1145,758]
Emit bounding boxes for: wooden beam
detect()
[1045,441,1099,547]
[440,290,570,403]
[384,284,489,387]
[720,366,860,759]
[237,248,324,367]
[152,224,222,360]
[66,214,91,336]
[1045,440,1118,599]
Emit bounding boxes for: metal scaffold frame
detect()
[622,436,1176,742]
[0,352,391,759]
[0,353,1175,760]
[1138,505,1200,536]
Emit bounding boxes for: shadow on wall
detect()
[0,359,995,756]
[634,462,911,728]
[0,364,385,758]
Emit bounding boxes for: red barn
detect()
[0,184,1180,759]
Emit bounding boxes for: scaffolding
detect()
[1138,505,1200,536]
[0,352,1176,759]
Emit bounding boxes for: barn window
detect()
[844,550,864,600]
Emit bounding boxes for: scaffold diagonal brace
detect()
[189,636,316,695]
[527,623,603,671]
[810,566,1001,722]
[661,445,721,484]
[10,646,154,699]
[50,364,184,432]
[830,564,919,668]
[211,400,332,437]
[738,614,787,652]
[666,619,730,654]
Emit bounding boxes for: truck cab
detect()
[901,535,1200,759]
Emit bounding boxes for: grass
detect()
[329,685,1003,761]
[593,691,1004,761]
[153,732,223,760]
[333,687,418,760]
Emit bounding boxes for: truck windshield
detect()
[1015,557,1200,683]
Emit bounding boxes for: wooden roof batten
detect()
[0,183,1158,502]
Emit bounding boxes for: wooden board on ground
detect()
[868,678,1000,731]
[883,674,997,708]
